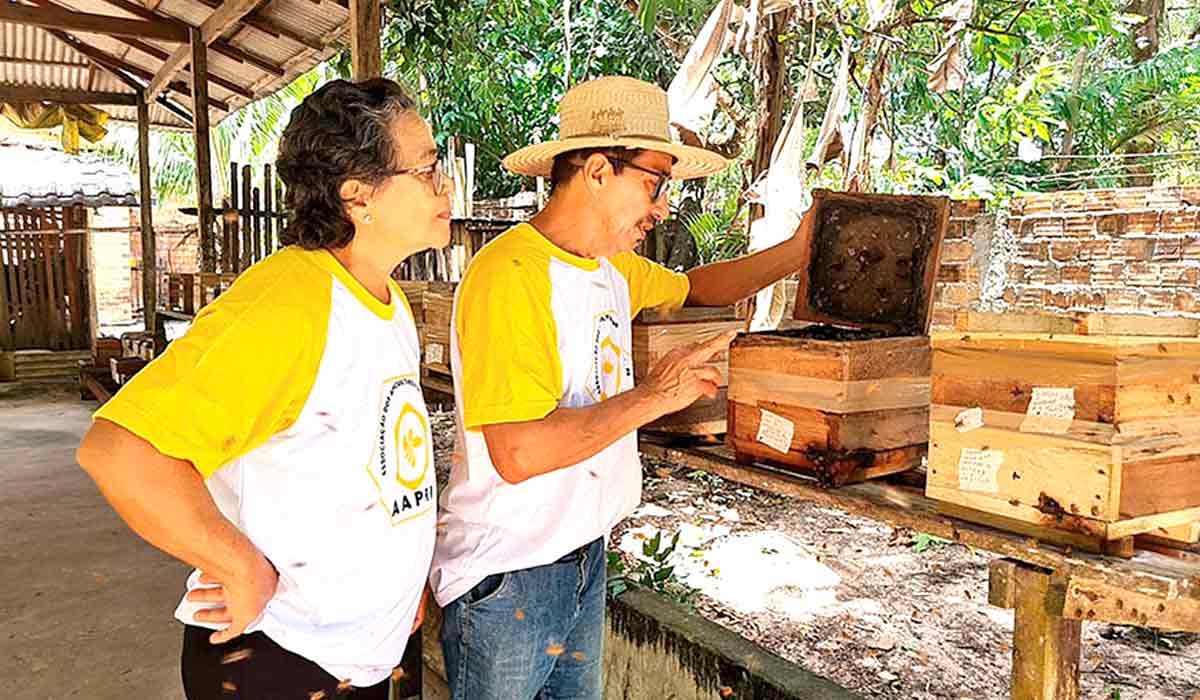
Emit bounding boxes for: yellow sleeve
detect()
[456,252,562,430]
[610,252,690,317]
[94,256,327,478]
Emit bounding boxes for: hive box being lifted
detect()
[927,311,1200,555]
[727,190,950,486]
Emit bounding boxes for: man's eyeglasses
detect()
[607,157,672,202]
[384,159,448,194]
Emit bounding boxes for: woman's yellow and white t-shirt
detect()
[94,247,436,687]
[429,223,689,606]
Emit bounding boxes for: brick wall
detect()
[932,187,1200,328]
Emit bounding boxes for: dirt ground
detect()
[429,410,1200,700]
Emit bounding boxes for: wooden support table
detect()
[639,439,1200,700]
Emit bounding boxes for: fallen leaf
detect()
[308,692,326,700]
[546,644,565,657]
[719,687,734,698]
[221,681,237,693]
[571,651,588,661]
[514,608,526,621]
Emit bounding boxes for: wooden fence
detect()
[0,207,91,350]
[218,162,287,275]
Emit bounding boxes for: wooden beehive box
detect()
[633,305,747,436]
[421,281,456,378]
[727,190,950,486]
[927,311,1200,555]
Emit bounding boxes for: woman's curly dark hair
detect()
[276,78,417,249]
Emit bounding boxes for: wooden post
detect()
[989,559,1081,700]
[190,28,216,273]
[349,0,381,80]
[136,89,157,336]
[229,163,241,272]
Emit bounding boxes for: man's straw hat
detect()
[502,76,729,181]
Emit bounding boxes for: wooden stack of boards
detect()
[927,310,1200,555]
[391,279,456,398]
[727,190,951,486]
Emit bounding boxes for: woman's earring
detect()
[363,213,373,225]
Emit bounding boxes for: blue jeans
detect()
[440,537,606,700]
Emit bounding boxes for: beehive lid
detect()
[792,189,950,335]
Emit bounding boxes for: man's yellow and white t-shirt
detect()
[94,247,436,687]
[429,223,689,606]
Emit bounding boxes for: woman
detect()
[76,78,450,699]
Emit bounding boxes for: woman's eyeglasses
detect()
[385,160,447,194]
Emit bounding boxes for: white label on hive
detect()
[756,409,794,454]
[958,448,1003,493]
[425,343,445,366]
[955,407,984,432]
[1020,387,1075,434]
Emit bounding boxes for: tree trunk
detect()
[749,9,791,224]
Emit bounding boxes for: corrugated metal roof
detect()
[0,0,350,129]
[0,142,141,208]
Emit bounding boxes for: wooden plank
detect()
[229,162,241,272]
[0,85,136,105]
[252,187,262,263]
[1107,506,1200,540]
[63,232,84,349]
[1153,521,1200,544]
[636,305,743,324]
[349,0,382,79]
[91,0,287,78]
[137,93,156,336]
[0,1,189,42]
[2,233,18,347]
[1077,313,1200,338]
[1120,454,1200,518]
[190,27,216,274]
[43,28,230,113]
[954,310,1074,334]
[12,232,30,346]
[1060,576,1200,632]
[936,498,1131,556]
[995,561,1082,700]
[240,164,252,270]
[729,369,930,413]
[639,440,1199,596]
[0,234,10,349]
[145,0,267,101]
[263,164,274,253]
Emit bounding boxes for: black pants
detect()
[181,625,390,699]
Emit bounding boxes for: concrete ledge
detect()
[605,589,862,700]
[421,589,861,700]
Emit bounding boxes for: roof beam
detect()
[45,28,230,112]
[0,84,137,105]
[117,35,254,100]
[0,1,188,42]
[145,0,266,102]
[91,0,286,77]
[27,0,255,101]
[193,0,324,51]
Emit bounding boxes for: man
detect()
[430,75,815,700]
